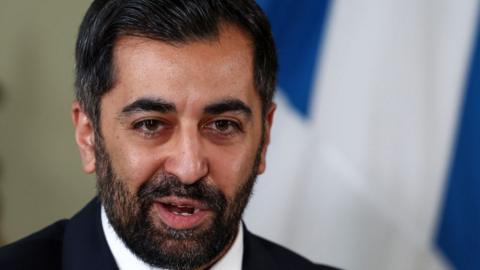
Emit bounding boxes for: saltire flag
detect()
[244,1,480,270]
[436,7,480,270]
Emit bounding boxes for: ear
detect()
[71,101,96,174]
[257,103,276,175]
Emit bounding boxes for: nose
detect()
[164,129,208,185]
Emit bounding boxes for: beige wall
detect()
[0,0,96,244]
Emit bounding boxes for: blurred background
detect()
[1,1,479,270]
[0,0,95,245]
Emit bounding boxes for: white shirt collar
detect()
[101,206,243,270]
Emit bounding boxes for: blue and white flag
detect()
[436,7,480,270]
[244,1,480,269]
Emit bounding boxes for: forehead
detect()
[107,24,258,112]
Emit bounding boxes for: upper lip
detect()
[155,196,209,210]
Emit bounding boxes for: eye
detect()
[204,119,242,136]
[132,119,165,136]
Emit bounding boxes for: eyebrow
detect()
[120,98,176,116]
[203,98,252,118]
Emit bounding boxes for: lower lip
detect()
[154,202,210,230]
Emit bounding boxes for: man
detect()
[0,0,338,269]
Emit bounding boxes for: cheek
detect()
[207,143,258,198]
[106,139,162,193]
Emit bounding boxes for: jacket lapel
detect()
[62,198,118,270]
[242,224,278,270]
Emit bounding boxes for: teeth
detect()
[173,211,193,216]
[165,203,198,216]
[172,210,197,216]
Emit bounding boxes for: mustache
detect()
[137,172,226,213]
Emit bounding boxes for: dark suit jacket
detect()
[0,198,338,269]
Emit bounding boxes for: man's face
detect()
[73,24,274,269]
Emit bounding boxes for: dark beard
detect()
[94,131,263,270]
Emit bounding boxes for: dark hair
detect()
[75,0,277,131]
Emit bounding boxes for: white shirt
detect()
[101,206,244,270]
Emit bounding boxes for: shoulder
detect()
[243,229,340,270]
[0,220,67,270]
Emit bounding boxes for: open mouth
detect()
[162,203,199,216]
[154,197,210,229]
